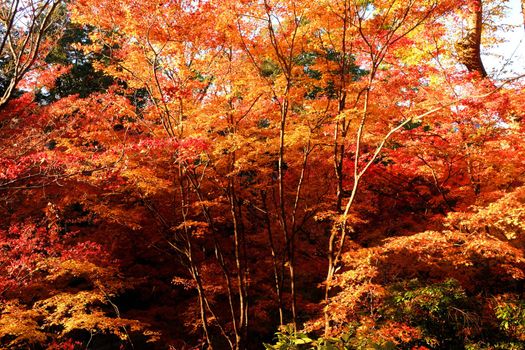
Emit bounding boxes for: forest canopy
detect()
[0,0,524,349]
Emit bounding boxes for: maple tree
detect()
[0,0,524,349]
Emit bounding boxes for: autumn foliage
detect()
[0,0,524,349]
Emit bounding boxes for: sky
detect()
[482,0,525,79]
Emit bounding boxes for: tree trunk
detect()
[522,0,525,30]
[455,0,486,77]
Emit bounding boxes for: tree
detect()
[0,0,63,107]
[0,0,524,348]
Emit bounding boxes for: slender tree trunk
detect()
[229,176,247,350]
[276,84,295,327]
[262,191,284,325]
[178,166,214,348]
[193,266,213,349]
[334,4,350,214]
[325,72,373,335]
[181,164,242,349]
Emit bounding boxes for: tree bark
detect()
[522,0,525,30]
[455,0,486,77]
